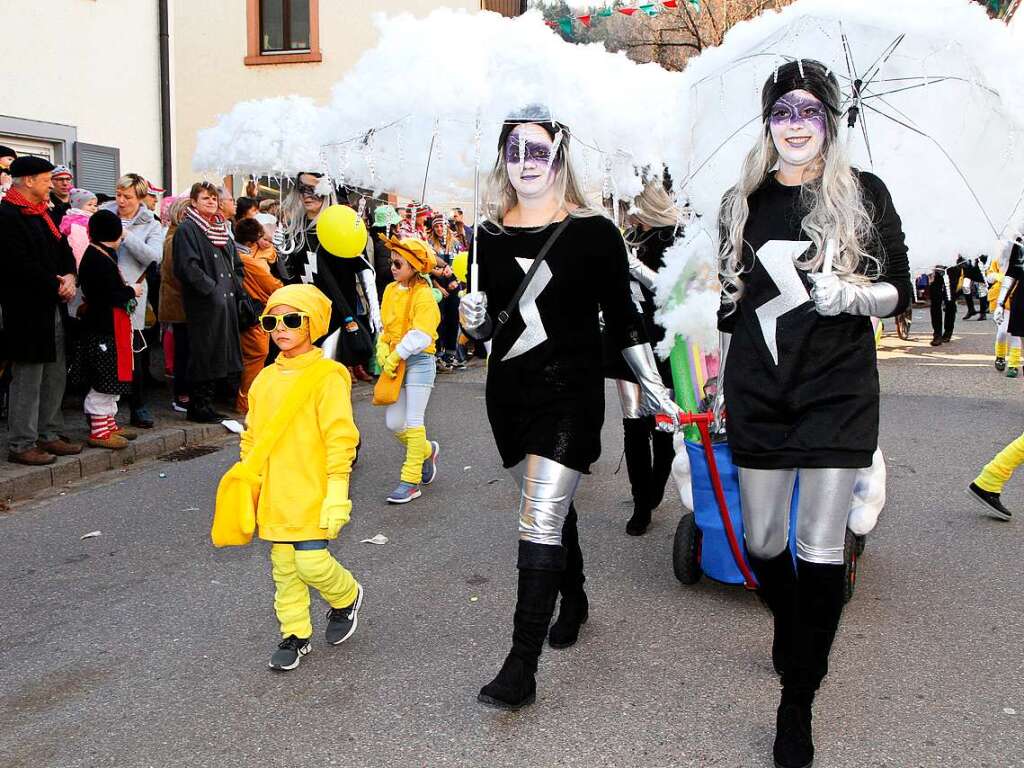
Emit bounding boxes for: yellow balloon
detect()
[316,205,368,258]
[451,251,469,283]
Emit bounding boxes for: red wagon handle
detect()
[656,411,758,590]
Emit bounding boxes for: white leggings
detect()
[995,314,1022,352]
[385,385,432,433]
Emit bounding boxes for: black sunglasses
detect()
[296,182,321,197]
[259,312,308,332]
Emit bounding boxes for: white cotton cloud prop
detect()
[674,0,1024,272]
[194,9,684,203]
[653,223,720,354]
[193,96,323,179]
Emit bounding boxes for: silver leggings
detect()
[509,455,582,546]
[738,467,857,565]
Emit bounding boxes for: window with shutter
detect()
[74,142,120,196]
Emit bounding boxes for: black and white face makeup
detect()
[769,89,827,169]
[505,123,561,200]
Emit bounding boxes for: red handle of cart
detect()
[656,411,759,590]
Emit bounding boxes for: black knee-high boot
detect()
[623,418,654,535]
[649,421,675,511]
[747,550,797,677]
[773,559,846,768]
[549,504,588,648]
[478,541,565,710]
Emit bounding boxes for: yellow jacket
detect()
[240,347,358,542]
[380,279,440,357]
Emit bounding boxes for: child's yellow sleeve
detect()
[412,285,441,337]
[316,369,360,479]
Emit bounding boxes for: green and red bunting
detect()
[545,1,699,36]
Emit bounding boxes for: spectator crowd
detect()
[0,151,477,466]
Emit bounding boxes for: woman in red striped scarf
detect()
[172,181,245,423]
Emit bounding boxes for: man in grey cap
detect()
[49,164,74,227]
[0,156,82,465]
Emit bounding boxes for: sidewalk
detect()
[0,393,239,505]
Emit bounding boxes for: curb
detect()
[0,422,236,505]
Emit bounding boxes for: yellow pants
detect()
[270,544,359,639]
[974,431,1024,494]
[396,426,429,485]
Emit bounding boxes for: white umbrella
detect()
[675,0,1024,273]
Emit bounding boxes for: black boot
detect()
[623,418,654,535]
[773,559,846,768]
[748,550,797,678]
[187,381,226,424]
[478,541,564,710]
[549,505,588,649]
[648,423,676,511]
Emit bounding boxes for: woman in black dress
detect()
[716,60,910,768]
[460,106,678,710]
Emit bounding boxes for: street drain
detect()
[160,445,222,462]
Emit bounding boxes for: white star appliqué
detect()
[301,249,318,285]
[754,240,812,365]
[502,257,552,361]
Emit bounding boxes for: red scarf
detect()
[185,205,230,247]
[5,187,62,240]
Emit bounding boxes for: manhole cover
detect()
[160,445,223,462]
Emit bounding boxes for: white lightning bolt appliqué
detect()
[755,240,812,365]
[502,257,552,361]
[301,249,318,285]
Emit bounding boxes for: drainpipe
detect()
[159,0,173,192]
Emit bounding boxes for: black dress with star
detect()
[1004,240,1024,337]
[717,171,910,470]
[287,222,370,339]
[475,216,647,473]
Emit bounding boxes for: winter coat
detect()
[100,202,164,329]
[0,198,77,363]
[78,243,136,335]
[58,209,91,266]
[172,216,243,382]
[158,220,186,323]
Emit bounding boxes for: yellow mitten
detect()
[383,350,402,378]
[319,476,352,538]
[376,338,390,370]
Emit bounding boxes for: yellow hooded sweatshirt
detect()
[240,284,359,542]
[380,278,441,356]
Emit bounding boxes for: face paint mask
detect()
[768,90,827,169]
[505,128,561,200]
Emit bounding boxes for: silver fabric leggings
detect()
[509,455,582,546]
[738,467,858,565]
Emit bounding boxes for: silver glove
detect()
[621,343,679,425]
[712,331,731,434]
[993,276,1014,326]
[459,291,492,340]
[627,250,658,291]
[806,273,900,317]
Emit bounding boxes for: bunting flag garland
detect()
[544,1,700,38]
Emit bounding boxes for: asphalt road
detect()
[1,308,1021,768]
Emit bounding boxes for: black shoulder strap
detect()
[492,216,572,341]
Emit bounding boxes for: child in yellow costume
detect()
[376,235,442,504]
[241,283,363,670]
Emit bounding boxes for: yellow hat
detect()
[263,283,332,341]
[379,235,437,273]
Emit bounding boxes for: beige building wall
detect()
[3,0,163,186]
[172,0,481,190]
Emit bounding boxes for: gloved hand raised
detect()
[319,477,352,538]
[459,291,491,338]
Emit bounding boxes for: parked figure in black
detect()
[460,106,679,710]
[929,261,962,345]
[715,61,910,768]
[604,178,680,536]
